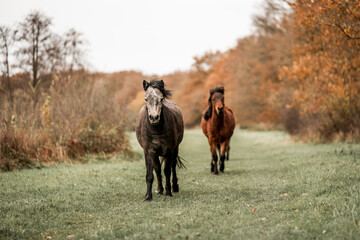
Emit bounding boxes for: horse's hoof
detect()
[144,197,152,201]
[173,184,179,192]
[156,186,164,194]
[144,193,152,201]
[213,170,219,175]
[165,191,172,196]
[211,165,214,173]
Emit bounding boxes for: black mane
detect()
[143,79,172,99]
[204,86,225,120]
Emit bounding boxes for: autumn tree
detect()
[15,11,52,106]
[46,33,64,73]
[63,28,86,74]
[281,0,360,141]
[179,51,222,127]
[0,25,15,108]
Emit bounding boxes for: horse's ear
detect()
[143,80,149,91]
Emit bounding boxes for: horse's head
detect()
[143,79,171,125]
[209,87,225,115]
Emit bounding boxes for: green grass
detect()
[1,129,360,239]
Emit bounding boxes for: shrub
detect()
[0,71,134,171]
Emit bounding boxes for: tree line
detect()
[159,0,359,142]
[0,11,85,109]
[1,0,359,170]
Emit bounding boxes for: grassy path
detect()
[1,129,360,239]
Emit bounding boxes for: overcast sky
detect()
[0,0,262,75]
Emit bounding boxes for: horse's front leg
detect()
[144,150,155,201]
[154,156,163,195]
[219,141,228,172]
[210,143,219,174]
[163,153,172,196]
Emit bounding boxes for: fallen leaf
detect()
[66,235,75,238]
[252,208,256,213]
[260,217,266,221]
[46,237,52,239]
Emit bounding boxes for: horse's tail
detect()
[176,155,186,169]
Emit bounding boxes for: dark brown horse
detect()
[136,79,184,201]
[201,87,235,174]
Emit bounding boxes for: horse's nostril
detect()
[149,115,159,121]
[218,107,224,111]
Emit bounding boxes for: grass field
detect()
[1,129,360,239]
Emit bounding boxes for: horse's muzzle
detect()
[149,114,160,125]
[216,107,224,115]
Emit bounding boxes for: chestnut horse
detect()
[201,87,235,174]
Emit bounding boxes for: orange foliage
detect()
[281,0,360,141]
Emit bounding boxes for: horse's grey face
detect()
[145,87,164,125]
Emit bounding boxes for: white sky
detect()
[0,0,262,75]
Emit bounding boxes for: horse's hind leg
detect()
[172,148,179,192]
[226,143,230,161]
[154,156,163,195]
[164,153,172,196]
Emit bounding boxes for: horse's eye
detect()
[160,98,164,102]
[145,98,148,102]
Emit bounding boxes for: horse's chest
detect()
[148,135,174,156]
[209,127,228,142]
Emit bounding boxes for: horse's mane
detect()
[203,87,224,120]
[143,79,172,99]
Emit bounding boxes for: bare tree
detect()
[0,25,14,108]
[15,11,52,106]
[63,28,86,75]
[46,33,64,73]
